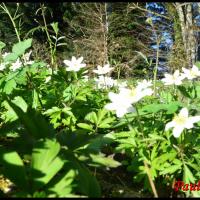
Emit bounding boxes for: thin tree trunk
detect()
[175,3,197,66]
[104,3,109,64]
[186,4,196,65]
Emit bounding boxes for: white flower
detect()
[93,64,113,75]
[63,56,86,72]
[22,51,34,65]
[182,65,200,80]
[0,63,6,71]
[45,76,51,83]
[165,107,200,138]
[104,81,153,118]
[116,81,127,89]
[82,75,89,82]
[119,84,153,104]
[25,60,34,65]
[162,70,184,86]
[136,80,152,90]
[96,76,117,89]
[95,75,117,89]
[2,52,10,59]
[10,59,22,71]
[105,92,135,117]
[24,50,32,61]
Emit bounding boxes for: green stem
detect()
[125,115,133,130]
[1,3,21,42]
[153,33,160,96]
[135,105,145,139]
[40,4,54,71]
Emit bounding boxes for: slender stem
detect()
[153,36,160,96]
[125,115,133,130]
[173,84,178,100]
[20,57,44,109]
[40,4,54,72]
[1,3,21,42]
[135,105,143,136]
[144,160,158,198]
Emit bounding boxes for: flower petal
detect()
[179,108,188,118]
[116,108,128,118]
[188,116,200,124]
[78,56,83,63]
[105,103,116,111]
[172,125,184,138]
[165,121,175,131]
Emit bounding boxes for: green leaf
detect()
[160,164,182,175]
[7,98,54,139]
[12,38,32,56]
[90,154,121,168]
[98,117,115,128]
[183,164,196,183]
[151,144,158,161]
[85,112,98,125]
[50,22,59,35]
[47,169,75,197]
[96,109,107,124]
[4,53,18,62]
[178,86,192,99]
[183,164,200,197]
[1,97,27,122]
[32,89,39,109]
[5,71,19,81]
[3,79,16,94]
[63,151,101,197]
[77,123,93,131]
[12,96,28,112]
[31,138,64,191]
[0,146,28,190]
[86,134,114,152]
[0,41,6,50]
[141,101,181,114]
[152,152,177,170]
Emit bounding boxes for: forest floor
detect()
[96,166,185,198]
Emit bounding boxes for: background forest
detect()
[1,2,200,78]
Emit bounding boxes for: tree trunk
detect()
[175,3,197,67]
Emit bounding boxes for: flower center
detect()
[190,70,197,77]
[173,115,187,126]
[130,88,137,97]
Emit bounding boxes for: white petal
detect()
[192,65,198,71]
[174,70,180,77]
[108,92,119,102]
[172,126,184,138]
[179,108,188,118]
[162,76,173,85]
[72,56,76,62]
[66,66,73,71]
[63,60,72,67]
[174,79,182,85]
[141,88,153,97]
[116,108,127,118]
[182,68,189,74]
[93,70,100,74]
[165,121,175,131]
[105,103,116,111]
[184,120,194,129]
[77,56,83,63]
[126,105,136,113]
[188,116,200,124]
